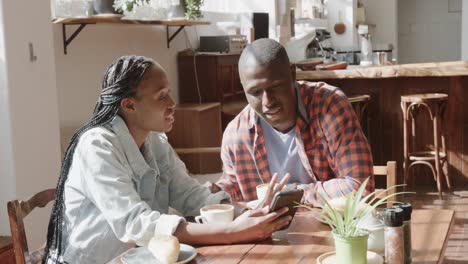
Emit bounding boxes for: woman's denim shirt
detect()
[58,116,229,263]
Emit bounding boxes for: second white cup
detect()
[195,204,234,224]
[256,183,284,201]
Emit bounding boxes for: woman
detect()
[43,56,290,264]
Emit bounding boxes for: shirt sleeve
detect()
[78,133,184,247]
[216,136,244,201]
[299,88,374,206]
[163,142,231,216]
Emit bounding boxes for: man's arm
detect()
[215,143,244,201]
[299,88,374,206]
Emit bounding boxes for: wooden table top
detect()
[113,209,454,264]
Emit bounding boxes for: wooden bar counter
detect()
[297,61,468,187]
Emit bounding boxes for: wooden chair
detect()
[7,189,56,264]
[373,161,397,208]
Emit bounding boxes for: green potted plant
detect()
[113,0,146,13]
[184,0,203,19]
[298,178,407,264]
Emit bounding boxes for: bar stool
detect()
[401,93,451,196]
[349,95,371,140]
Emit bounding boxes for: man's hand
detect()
[255,173,291,211]
[227,206,291,243]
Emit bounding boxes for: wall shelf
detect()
[52,15,210,54]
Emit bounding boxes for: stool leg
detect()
[440,112,452,191]
[402,102,410,189]
[433,110,443,198]
[411,109,416,155]
[410,107,419,188]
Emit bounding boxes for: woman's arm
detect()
[174,206,291,245]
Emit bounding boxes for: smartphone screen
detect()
[270,189,304,230]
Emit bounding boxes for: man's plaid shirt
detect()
[216,81,374,206]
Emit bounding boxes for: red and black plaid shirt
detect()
[217,81,374,206]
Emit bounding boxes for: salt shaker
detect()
[383,207,404,264]
[393,203,413,264]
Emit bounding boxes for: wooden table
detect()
[113,209,454,264]
[194,209,454,264]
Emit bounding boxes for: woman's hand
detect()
[255,173,291,210]
[227,206,291,243]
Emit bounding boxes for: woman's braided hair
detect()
[43,55,155,263]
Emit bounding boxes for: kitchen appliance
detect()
[199,35,247,54]
[306,29,333,60]
[373,51,392,65]
[357,24,373,66]
[253,13,269,40]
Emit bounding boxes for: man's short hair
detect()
[239,38,290,70]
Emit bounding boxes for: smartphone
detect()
[270,189,304,230]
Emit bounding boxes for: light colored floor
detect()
[407,187,468,263]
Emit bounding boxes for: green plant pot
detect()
[332,231,369,264]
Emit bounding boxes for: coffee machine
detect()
[306,29,334,61]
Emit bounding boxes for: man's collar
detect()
[295,83,309,125]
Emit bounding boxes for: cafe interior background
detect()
[0,0,467,262]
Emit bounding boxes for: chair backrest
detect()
[373,161,397,208]
[7,189,56,264]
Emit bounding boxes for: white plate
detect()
[121,244,197,264]
[246,199,260,209]
[317,251,383,264]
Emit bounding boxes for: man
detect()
[216,39,374,207]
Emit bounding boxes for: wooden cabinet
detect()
[177,52,247,129]
[166,103,223,173]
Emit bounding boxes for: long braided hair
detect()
[43,55,155,263]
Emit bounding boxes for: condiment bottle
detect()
[393,203,413,264]
[383,207,404,264]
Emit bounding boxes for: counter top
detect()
[296,61,468,80]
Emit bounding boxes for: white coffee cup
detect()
[195,204,234,224]
[256,183,283,201]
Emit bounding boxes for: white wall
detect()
[462,0,468,60]
[326,0,358,51]
[0,0,61,249]
[361,0,398,59]
[202,0,277,38]
[398,0,462,63]
[0,0,16,241]
[55,24,194,127]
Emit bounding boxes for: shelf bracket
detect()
[166,25,185,48]
[62,23,88,55]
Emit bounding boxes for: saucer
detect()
[122,244,197,264]
[317,251,383,264]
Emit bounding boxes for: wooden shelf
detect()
[52,16,210,26]
[52,15,210,54]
